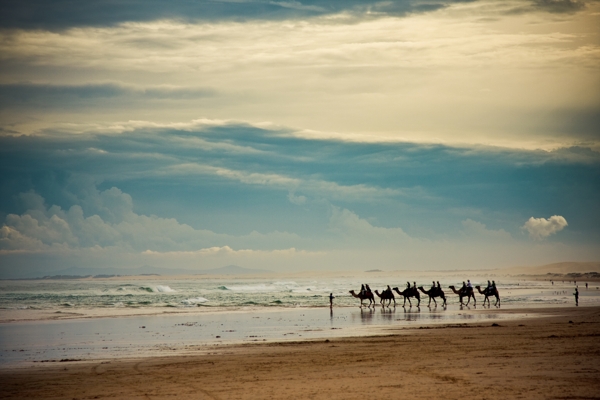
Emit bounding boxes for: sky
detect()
[0,0,599,278]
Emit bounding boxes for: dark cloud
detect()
[504,0,589,14]
[532,0,587,13]
[0,0,473,30]
[0,83,215,109]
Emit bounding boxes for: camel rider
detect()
[386,285,392,294]
[487,280,492,289]
[413,281,417,289]
[462,281,467,290]
[430,281,436,292]
[467,280,472,289]
[492,281,496,289]
[406,281,411,289]
[365,284,372,295]
[360,284,365,296]
[436,281,441,289]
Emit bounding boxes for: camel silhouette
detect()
[418,286,446,307]
[374,289,396,307]
[392,287,420,307]
[448,285,476,306]
[349,290,375,308]
[475,285,500,307]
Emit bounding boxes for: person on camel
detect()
[462,281,467,290]
[430,281,436,292]
[360,284,365,296]
[386,285,392,294]
[406,281,411,290]
[436,281,441,289]
[365,284,372,294]
[492,280,496,289]
[467,280,472,289]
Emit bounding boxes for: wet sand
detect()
[1,306,598,399]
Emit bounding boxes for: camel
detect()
[418,286,446,307]
[475,285,500,307]
[448,285,476,306]
[374,289,396,307]
[392,287,420,307]
[349,290,375,308]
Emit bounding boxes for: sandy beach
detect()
[1,305,598,400]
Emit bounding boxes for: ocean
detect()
[0,275,596,314]
[1,275,598,366]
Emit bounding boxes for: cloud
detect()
[327,206,410,244]
[0,187,304,253]
[0,83,215,109]
[0,0,469,30]
[522,215,568,240]
[287,191,307,205]
[531,0,587,13]
[461,218,513,241]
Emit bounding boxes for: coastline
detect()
[1,306,599,399]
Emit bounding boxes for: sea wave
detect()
[139,285,176,293]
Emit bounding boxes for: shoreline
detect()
[1,306,598,399]
[1,304,555,367]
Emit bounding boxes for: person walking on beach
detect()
[329,293,335,308]
[574,287,579,306]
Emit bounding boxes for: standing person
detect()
[574,287,579,306]
[329,293,335,308]
[586,282,588,289]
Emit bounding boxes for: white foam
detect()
[181,297,209,305]
[155,285,176,293]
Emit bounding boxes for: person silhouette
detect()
[329,293,335,308]
[574,287,579,306]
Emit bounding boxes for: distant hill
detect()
[11,264,271,279]
[502,262,600,275]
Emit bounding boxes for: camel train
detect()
[350,280,499,308]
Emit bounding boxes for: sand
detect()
[1,306,598,399]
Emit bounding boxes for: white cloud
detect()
[461,218,513,241]
[522,215,568,240]
[287,191,307,205]
[327,206,410,244]
[0,187,304,254]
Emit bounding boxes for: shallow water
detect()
[0,306,537,366]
